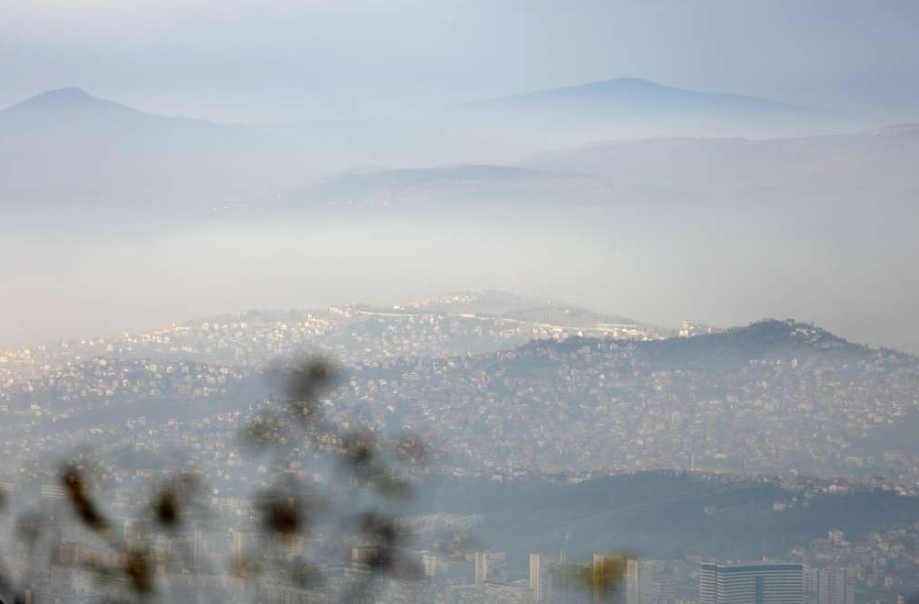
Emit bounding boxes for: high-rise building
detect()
[700,562,804,604]
[475,551,489,585]
[627,559,642,604]
[422,550,447,578]
[546,562,592,604]
[230,529,246,576]
[816,569,854,604]
[628,559,666,604]
[474,551,506,585]
[531,553,549,603]
[192,528,206,567]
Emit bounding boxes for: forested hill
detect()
[408,471,919,565]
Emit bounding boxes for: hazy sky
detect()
[3,0,919,122]
[3,0,919,355]
[3,195,919,355]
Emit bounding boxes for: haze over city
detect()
[2,2,919,604]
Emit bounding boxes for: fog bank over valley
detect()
[3,190,917,355]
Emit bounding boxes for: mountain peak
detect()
[1,87,140,119]
[586,77,666,89]
[40,86,91,98]
[17,87,95,107]
[522,318,885,372]
[461,77,822,124]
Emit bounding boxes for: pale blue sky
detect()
[2,0,918,122]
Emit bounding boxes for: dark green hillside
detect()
[413,472,919,565]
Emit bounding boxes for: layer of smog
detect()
[2,2,919,603]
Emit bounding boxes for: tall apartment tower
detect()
[627,559,666,604]
[627,559,642,604]
[530,553,547,603]
[192,529,206,567]
[231,530,246,576]
[700,562,804,604]
[816,568,855,604]
[474,551,505,584]
[474,551,489,584]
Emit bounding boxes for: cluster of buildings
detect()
[7,316,916,485]
[790,526,919,597]
[0,293,660,379]
[2,513,890,604]
[1,455,917,604]
[324,335,919,483]
[1,300,919,603]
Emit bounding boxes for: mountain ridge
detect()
[520,317,899,367]
[0,85,908,205]
[0,87,224,126]
[464,77,823,115]
[523,125,919,194]
[0,87,286,202]
[291,164,604,207]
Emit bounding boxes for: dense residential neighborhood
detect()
[1,294,918,603]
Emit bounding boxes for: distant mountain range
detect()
[0,80,879,206]
[0,87,535,204]
[0,88,275,202]
[290,164,604,208]
[289,120,919,207]
[460,78,826,124]
[524,125,919,195]
[452,78,852,143]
